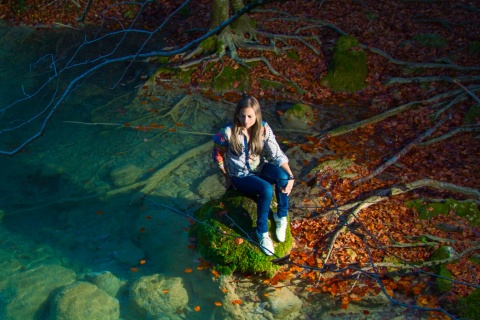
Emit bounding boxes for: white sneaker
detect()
[273,213,288,242]
[256,230,274,256]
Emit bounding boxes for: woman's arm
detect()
[280,162,295,196]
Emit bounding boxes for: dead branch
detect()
[421,125,480,146]
[352,115,450,187]
[384,75,480,86]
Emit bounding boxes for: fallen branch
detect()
[421,125,480,146]
[352,115,450,187]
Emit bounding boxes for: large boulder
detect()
[128,274,188,319]
[279,103,314,130]
[49,281,120,320]
[0,265,76,320]
[84,271,125,297]
[190,190,293,277]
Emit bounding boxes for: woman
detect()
[212,95,295,256]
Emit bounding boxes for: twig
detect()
[352,115,450,187]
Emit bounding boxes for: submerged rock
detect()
[113,240,145,266]
[0,265,76,320]
[85,271,125,297]
[49,281,120,320]
[128,274,188,318]
[110,164,145,187]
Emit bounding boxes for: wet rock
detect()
[0,249,22,281]
[128,274,188,318]
[196,174,225,200]
[262,286,302,319]
[110,164,144,187]
[0,265,76,320]
[49,281,120,320]
[85,271,125,297]
[113,240,145,266]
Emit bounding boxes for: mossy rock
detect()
[310,158,359,179]
[280,103,314,130]
[211,65,251,93]
[190,190,293,277]
[458,289,480,319]
[435,265,453,293]
[321,35,367,93]
[412,33,447,49]
[405,199,480,226]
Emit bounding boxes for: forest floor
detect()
[1,0,480,318]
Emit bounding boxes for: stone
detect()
[110,164,144,187]
[279,103,314,130]
[262,286,302,319]
[128,274,188,318]
[113,240,145,266]
[0,265,76,320]
[196,174,225,200]
[49,281,120,320]
[85,271,124,297]
[190,190,293,277]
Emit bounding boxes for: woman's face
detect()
[238,107,257,130]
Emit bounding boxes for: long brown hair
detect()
[230,95,263,156]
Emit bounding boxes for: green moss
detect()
[468,41,480,55]
[211,65,251,93]
[321,35,367,93]
[436,265,453,292]
[458,289,480,319]
[412,33,447,49]
[190,190,293,277]
[199,36,218,54]
[258,78,284,90]
[405,199,480,226]
[286,51,300,61]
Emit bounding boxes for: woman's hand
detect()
[281,179,294,196]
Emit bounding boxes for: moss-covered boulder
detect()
[280,103,314,130]
[458,289,480,319]
[321,35,367,93]
[429,246,457,293]
[190,190,293,277]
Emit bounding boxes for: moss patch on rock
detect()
[211,65,251,93]
[458,289,480,319]
[280,103,314,130]
[190,190,293,277]
[405,199,480,226]
[321,35,367,93]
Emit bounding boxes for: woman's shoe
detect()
[256,230,274,255]
[273,212,287,242]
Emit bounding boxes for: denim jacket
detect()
[212,121,289,178]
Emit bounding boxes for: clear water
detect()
[0,24,244,319]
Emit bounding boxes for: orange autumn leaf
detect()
[221,288,228,293]
[163,289,169,294]
[130,267,138,272]
[214,301,222,307]
[123,123,131,127]
[184,268,193,273]
[235,237,244,245]
[231,299,242,305]
[212,269,219,277]
[95,210,103,215]
[139,259,146,265]
[175,122,183,127]
[194,306,200,312]
[139,227,146,232]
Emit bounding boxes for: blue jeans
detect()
[231,163,289,233]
